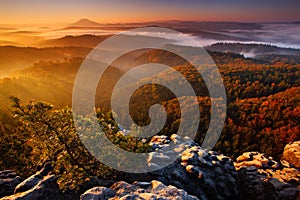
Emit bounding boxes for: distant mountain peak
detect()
[70,19,102,27]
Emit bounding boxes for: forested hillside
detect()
[0,44,299,195]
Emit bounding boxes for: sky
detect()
[0,0,300,24]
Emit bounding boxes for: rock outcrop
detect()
[0,137,299,200]
[147,134,239,200]
[14,163,52,194]
[1,175,61,200]
[282,141,300,169]
[0,164,62,200]
[234,152,280,170]
[81,180,199,200]
[0,171,22,198]
[235,151,300,200]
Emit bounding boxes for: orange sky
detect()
[0,0,300,25]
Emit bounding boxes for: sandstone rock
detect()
[2,135,298,200]
[80,187,115,200]
[111,181,140,197]
[262,167,300,185]
[237,166,270,200]
[147,134,239,200]
[237,166,300,200]
[234,152,280,170]
[14,163,52,194]
[282,141,300,169]
[235,150,300,200]
[0,171,22,198]
[0,163,62,200]
[77,176,116,196]
[81,180,199,200]
[234,144,300,199]
[0,175,62,200]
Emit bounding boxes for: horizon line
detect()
[1,18,300,26]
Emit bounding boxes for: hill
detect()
[35,34,112,48]
[0,46,92,77]
[0,57,123,109]
[70,18,102,27]
[205,43,300,57]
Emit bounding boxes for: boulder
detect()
[237,166,267,199]
[80,187,115,200]
[282,141,300,168]
[0,175,62,200]
[237,166,300,200]
[234,142,300,200]
[266,167,300,185]
[14,163,52,194]
[0,163,62,200]
[146,134,239,200]
[80,180,199,200]
[235,150,300,200]
[234,152,280,170]
[0,171,22,198]
[76,176,116,196]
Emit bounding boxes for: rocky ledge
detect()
[81,180,199,200]
[0,136,299,200]
[235,151,299,200]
